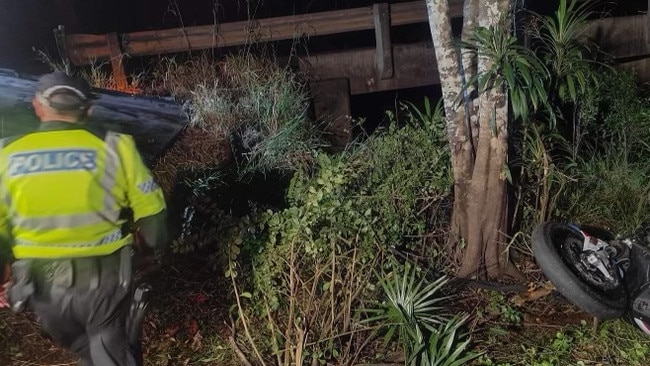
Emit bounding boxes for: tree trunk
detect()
[427,0,523,281]
[461,0,479,151]
[457,87,521,280]
[426,0,474,262]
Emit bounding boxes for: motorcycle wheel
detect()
[532,221,627,319]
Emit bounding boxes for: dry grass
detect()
[149,51,320,188]
[152,127,231,195]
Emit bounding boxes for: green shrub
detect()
[514,68,650,235]
[576,69,650,161]
[221,100,454,364]
[556,69,650,231]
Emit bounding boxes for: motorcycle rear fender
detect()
[632,284,650,321]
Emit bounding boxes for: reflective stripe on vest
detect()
[11,210,123,231]
[15,228,123,248]
[12,233,132,259]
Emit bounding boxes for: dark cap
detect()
[35,72,97,111]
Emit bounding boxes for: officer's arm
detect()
[137,211,168,250]
[0,195,12,289]
[117,134,168,249]
[0,191,12,250]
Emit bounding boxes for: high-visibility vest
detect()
[0,125,166,259]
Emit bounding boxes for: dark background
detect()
[1,0,414,74]
[2,0,646,75]
[0,0,646,126]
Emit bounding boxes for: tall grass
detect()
[151,52,325,193]
[561,153,650,232]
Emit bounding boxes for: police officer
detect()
[0,72,168,365]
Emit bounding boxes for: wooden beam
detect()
[66,33,111,64]
[584,15,650,59]
[374,3,393,79]
[65,0,464,65]
[106,33,128,91]
[300,42,439,95]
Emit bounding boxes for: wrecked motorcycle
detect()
[532,221,650,335]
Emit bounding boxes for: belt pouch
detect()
[50,260,74,288]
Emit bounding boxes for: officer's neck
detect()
[39,112,80,124]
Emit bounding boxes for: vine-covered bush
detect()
[222,101,454,364]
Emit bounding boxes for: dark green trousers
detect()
[24,250,140,366]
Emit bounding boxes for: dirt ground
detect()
[0,256,614,366]
[0,255,231,366]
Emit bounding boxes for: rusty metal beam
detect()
[65,0,462,65]
[106,33,128,91]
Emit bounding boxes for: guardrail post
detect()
[106,33,128,91]
[374,3,394,79]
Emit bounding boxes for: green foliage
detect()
[419,316,480,366]
[576,69,650,160]
[511,69,650,243]
[364,263,451,348]
[227,58,323,176]
[517,331,575,365]
[560,153,650,232]
[364,263,480,366]
[460,18,549,121]
[344,100,452,250]
[527,0,602,106]
[486,291,522,325]
[477,319,650,366]
[510,2,644,241]
[217,100,453,364]
[511,122,574,243]
[548,66,650,232]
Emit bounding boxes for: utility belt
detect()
[8,245,133,313]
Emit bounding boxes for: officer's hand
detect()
[0,281,9,308]
[0,264,9,308]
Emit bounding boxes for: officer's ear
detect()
[32,97,44,119]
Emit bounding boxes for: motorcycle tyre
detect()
[532,221,627,319]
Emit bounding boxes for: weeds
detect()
[486,291,522,325]
[364,262,480,366]
[476,319,650,366]
[207,97,454,365]
[34,48,143,92]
